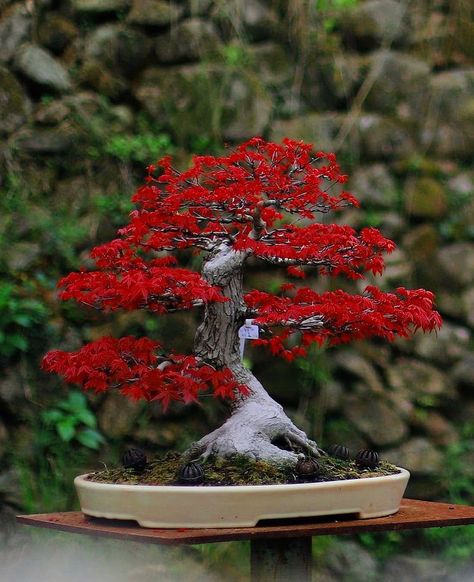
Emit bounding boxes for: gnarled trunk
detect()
[190,244,319,466]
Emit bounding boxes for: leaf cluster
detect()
[0,282,48,361]
[40,391,105,450]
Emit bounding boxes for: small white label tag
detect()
[238,324,260,339]
[238,320,259,359]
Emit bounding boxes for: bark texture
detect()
[190,244,319,465]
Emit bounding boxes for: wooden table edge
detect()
[16,499,474,546]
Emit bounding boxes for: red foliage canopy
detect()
[42,138,441,407]
[246,286,441,362]
[43,337,245,410]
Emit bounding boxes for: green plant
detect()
[0,282,48,361]
[359,425,474,563]
[219,43,251,67]
[358,531,404,561]
[315,0,358,9]
[422,525,474,561]
[41,391,105,450]
[14,392,105,513]
[295,344,332,443]
[89,133,174,164]
[418,429,474,561]
[39,95,55,106]
[189,135,222,155]
[191,541,250,580]
[315,0,359,32]
[439,185,474,242]
[94,192,134,226]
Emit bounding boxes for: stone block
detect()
[14,44,72,92]
[0,66,31,135]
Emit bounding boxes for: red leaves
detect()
[42,137,442,409]
[58,263,225,312]
[246,286,442,358]
[125,138,362,255]
[42,336,247,410]
[287,266,306,279]
[59,139,393,321]
[235,224,395,278]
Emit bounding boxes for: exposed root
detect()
[185,399,320,467]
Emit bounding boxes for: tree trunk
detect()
[190,244,319,465]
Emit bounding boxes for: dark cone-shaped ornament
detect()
[295,457,320,479]
[355,449,380,470]
[179,462,204,484]
[327,444,350,461]
[122,448,148,473]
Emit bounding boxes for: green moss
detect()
[405,176,447,219]
[87,452,400,486]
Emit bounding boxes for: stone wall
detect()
[0,0,473,516]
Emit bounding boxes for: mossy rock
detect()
[98,392,144,438]
[249,42,301,116]
[0,421,8,460]
[0,66,31,135]
[13,126,79,155]
[437,242,474,288]
[5,242,41,271]
[249,42,293,87]
[84,24,152,77]
[384,438,443,476]
[304,54,369,108]
[387,358,454,403]
[340,0,409,48]
[404,176,447,219]
[14,44,72,92]
[421,70,474,159]
[357,114,416,161]
[450,18,474,61]
[349,164,397,208]
[71,0,130,12]
[271,113,346,151]
[155,18,220,64]
[79,61,128,98]
[211,0,280,43]
[365,51,431,122]
[37,14,78,54]
[429,70,474,123]
[402,224,440,263]
[134,63,272,144]
[343,394,408,448]
[127,0,183,26]
[0,3,31,64]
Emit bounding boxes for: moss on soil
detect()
[87,452,400,486]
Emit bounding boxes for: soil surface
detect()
[86,452,401,486]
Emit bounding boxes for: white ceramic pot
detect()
[75,468,410,528]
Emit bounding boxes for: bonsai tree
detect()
[43,138,441,466]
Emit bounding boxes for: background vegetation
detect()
[0,0,473,579]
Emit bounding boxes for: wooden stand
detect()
[17,499,474,581]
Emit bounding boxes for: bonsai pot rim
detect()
[75,467,410,528]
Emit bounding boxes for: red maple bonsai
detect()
[43,138,441,465]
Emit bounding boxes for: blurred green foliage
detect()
[92,133,174,164]
[0,282,48,362]
[296,345,333,443]
[41,391,105,450]
[14,392,105,513]
[359,424,474,562]
[94,192,134,226]
[315,0,359,32]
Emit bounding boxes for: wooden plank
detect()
[16,499,474,546]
